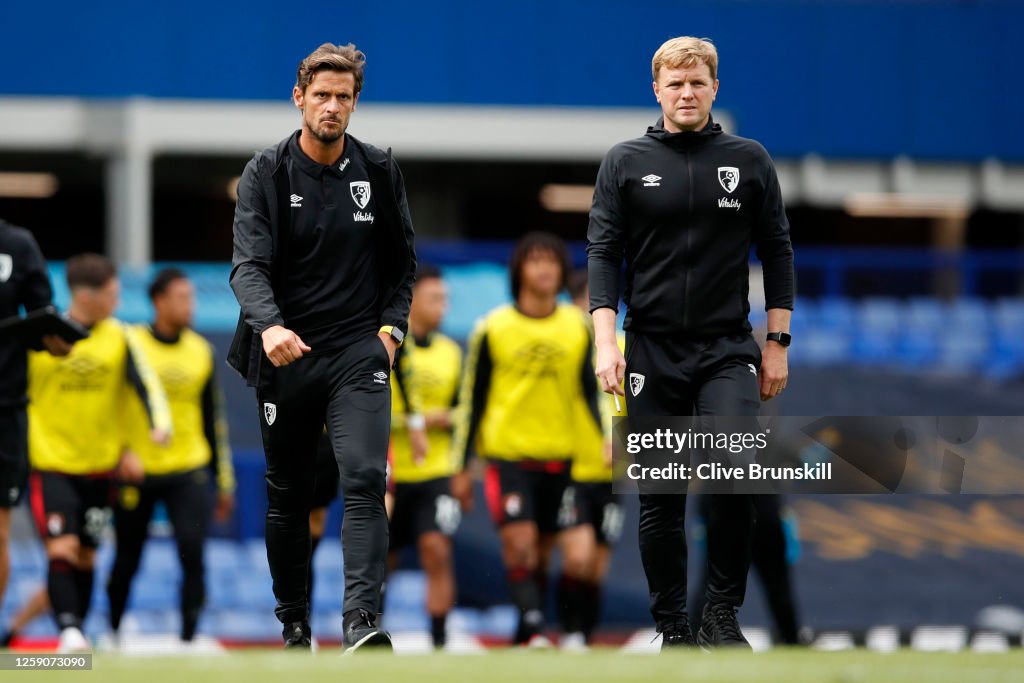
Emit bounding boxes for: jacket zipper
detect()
[683,149,693,330]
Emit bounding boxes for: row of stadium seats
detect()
[791,297,1024,376]
[2,539,517,640]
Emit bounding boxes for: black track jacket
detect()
[587,115,794,337]
[227,133,416,387]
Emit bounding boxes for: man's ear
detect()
[652,81,661,103]
[292,85,304,110]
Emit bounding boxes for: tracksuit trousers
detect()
[625,331,761,631]
[256,335,392,624]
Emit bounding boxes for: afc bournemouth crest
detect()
[350,181,371,209]
[629,373,645,397]
[718,167,739,193]
[0,254,11,283]
[263,402,277,426]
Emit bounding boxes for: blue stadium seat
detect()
[311,610,344,639]
[854,298,902,364]
[129,575,175,610]
[234,574,277,610]
[815,298,856,332]
[384,571,426,611]
[938,332,990,372]
[898,299,943,366]
[789,299,815,335]
[312,538,343,574]
[139,539,183,581]
[207,571,241,609]
[245,539,272,576]
[205,539,243,573]
[799,328,851,366]
[9,540,45,572]
[948,298,990,334]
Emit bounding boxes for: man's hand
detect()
[595,339,626,396]
[377,332,397,367]
[451,470,474,512]
[117,450,145,483]
[214,491,236,523]
[592,308,625,395]
[150,428,171,447]
[425,409,452,430]
[262,325,311,367]
[41,334,73,357]
[409,426,429,464]
[759,342,789,401]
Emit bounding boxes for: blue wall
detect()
[3,0,1023,160]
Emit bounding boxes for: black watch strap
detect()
[766,331,792,347]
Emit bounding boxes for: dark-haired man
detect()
[106,268,235,647]
[587,36,794,650]
[228,42,416,651]
[28,253,170,652]
[452,233,600,647]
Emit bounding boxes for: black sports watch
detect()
[379,325,405,346]
[766,331,791,347]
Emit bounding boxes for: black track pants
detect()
[625,331,760,630]
[257,336,392,624]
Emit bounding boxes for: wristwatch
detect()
[379,325,405,346]
[766,331,792,347]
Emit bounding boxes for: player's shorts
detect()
[557,481,625,546]
[311,432,340,509]
[29,469,116,548]
[484,459,570,534]
[389,476,460,549]
[0,409,28,508]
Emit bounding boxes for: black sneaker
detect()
[696,603,751,651]
[342,609,393,655]
[660,617,696,650]
[283,621,311,649]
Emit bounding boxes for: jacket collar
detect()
[645,113,723,146]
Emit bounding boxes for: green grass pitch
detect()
[25,649,1024,683]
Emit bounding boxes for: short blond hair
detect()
[652,36,718,81]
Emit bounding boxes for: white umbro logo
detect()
[748,363,757,376]
[373,370,388,384]
[642,174,662,187]
[289,194,303,207]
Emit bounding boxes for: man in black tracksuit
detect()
[0,219,68,618]
[587,37,794,650]
[228,43,416,652]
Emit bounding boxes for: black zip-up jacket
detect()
[0,219,53,409]
[227,133,416,387]
[587,115,794,336]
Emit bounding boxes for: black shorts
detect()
[484,459,570,534]
[389,477,460,549]
[0,409,28,508]
[311,431,340,509]
[558,481,625,546]
[29,470,115,548]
